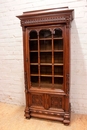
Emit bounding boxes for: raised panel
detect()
[49,95,64,110]
[30,93,44,108]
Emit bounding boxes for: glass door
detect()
[29,27,64,90]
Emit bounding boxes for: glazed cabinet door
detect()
[27,25,67,92]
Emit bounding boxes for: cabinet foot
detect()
[24,107,30,119]
[63,112,70,125]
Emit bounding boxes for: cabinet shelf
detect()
[30,63,38,65]
[54,75,63,77]
[29,39,38,41]
[30,74,63,77]
[31,83,63,89]
[40,50,52,52]
[40,38,52,40]
[54,50,63,52]
[40,74,52,77]
[40,63,52,65]
[31,74,38,76]
[30,63,64,65]
[30,50,38,52]
[54,63,63,66]
[53,37,63,39]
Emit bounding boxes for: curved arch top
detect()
[39,29,52,38]
[29,30,38,39]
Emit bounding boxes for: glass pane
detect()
[54,77,63,89]
[39,29,51,38]
[54,39,63,50]
[30,30,37,39]
[40,65,52,75]
[40,77,52,88]
[54,66,63,75]
[53,28,62,38]
[30,65,38,74]
[54,52,63,63]
[40,40,52,50]
[40,52,52,63]
[30,52,38,63]
[30,40,38,51]
[31,76,39,87]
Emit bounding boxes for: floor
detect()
[0,102,87,130]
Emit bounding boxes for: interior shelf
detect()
[30,74,39,76]
[40,38,52,40]
[53,37,63,39]
[40,74,52,77]
[40,50,52,52]
[30,63,38,65]
[29,39,38,41]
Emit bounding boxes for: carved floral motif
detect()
[32,95,43,106]
[51,97,62,108]
[21,16,68,26]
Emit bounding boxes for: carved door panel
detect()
[49,95,64,111]
[29,93,44,108]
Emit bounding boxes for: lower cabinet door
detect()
[29,93,44,108]
[29,92,64,112]
[49,95,64,111]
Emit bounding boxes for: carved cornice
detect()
[21,15,72,26]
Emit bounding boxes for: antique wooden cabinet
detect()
[17,7,74,125]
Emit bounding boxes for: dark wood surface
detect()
[17,7,74,125]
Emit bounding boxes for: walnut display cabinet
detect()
[17,7,74,125]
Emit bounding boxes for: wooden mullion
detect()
[52,32,54,88]
[38,33,40,88]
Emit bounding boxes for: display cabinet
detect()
[17,7,74,125]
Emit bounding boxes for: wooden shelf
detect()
[39,38,52,40]
[40,50,52,52]
[29,39,38,41]
[54,75,63,77]
[54,63,63,66]
[31,82,63,89]
[30,63,38,65]
[30,63,63,66]
[40,74,52,77]
[54,50,63,52]
[40,63,52,65]
[30,50,38,52]
[31,74,38,76]
[53,37,63,39]
[30,74,63,77]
